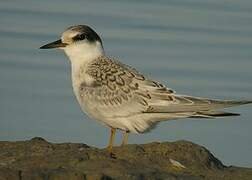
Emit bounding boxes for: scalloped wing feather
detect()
[77,56,251,133]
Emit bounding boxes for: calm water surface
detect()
[0,0,252,167]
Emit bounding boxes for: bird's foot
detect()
[106,146,117,159]
[109,152,117,159]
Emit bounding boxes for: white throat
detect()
[63,41,104,94]
[63,41,104,66]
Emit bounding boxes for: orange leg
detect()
[107,127,116,153]
[121,131,129,146]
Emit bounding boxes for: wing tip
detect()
[195,111,241,118]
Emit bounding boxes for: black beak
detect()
[40,39,68,49]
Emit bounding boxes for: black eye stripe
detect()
[73,34,86,41]
[70,27,102,45]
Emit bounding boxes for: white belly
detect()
[70,63,157,133]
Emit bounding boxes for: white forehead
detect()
[61,29,79,42]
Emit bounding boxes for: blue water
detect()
[0,0,252,167]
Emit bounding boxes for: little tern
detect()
[40,25,251,154]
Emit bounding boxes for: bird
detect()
[40,25,252,154]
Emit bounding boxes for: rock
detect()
[0,137,251,180]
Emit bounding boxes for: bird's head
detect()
[40,25,104,62]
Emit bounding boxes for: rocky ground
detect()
[0,137,251,180]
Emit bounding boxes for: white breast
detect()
[63,41,103,86]
[63,40,104,113]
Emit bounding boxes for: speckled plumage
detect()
[40,25,252,148]
[76,56,177,133]
[72,55,250,133]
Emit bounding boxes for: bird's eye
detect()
[73,34,86,41]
